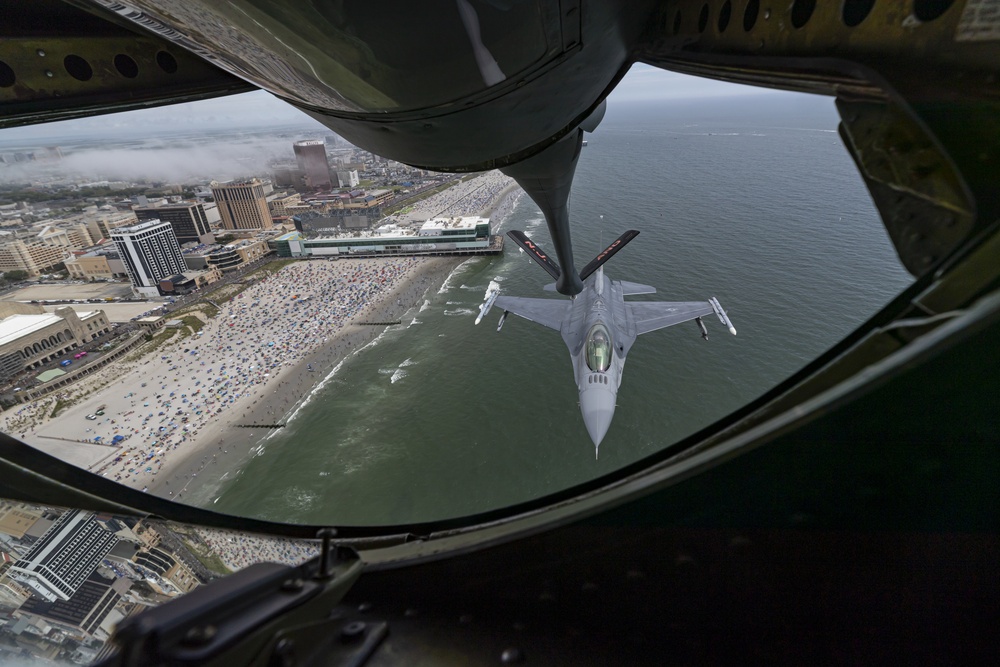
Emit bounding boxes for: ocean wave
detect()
[443,308,476,316]
[283,487,317,511]
[407,318,421,328]
[446,301,463,305]
[437,257,478,294]
[419,300,431,312]
[378,368,394,375]
[399,358,416,367]
[390,369,407,383]
[284,329,389,424]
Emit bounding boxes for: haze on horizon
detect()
[0,65,790,185]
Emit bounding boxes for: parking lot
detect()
[0,282,161,322]
[3,282,133,301]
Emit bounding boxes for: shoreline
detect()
[149,256,463,502]
[4,170,516,506]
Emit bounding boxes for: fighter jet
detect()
[478,229,736,457]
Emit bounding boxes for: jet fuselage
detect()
[560,269,638,450]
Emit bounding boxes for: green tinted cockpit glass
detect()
[586,323,612,372]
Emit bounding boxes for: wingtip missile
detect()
[709,297,736,335]
[475,280,501,325]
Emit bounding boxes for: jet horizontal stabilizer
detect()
[618,280,656,296]
[508,230,561,281]
[579,230,640,281]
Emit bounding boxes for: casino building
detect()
[0,303,111,382]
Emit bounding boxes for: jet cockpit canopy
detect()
[586,323,612,372]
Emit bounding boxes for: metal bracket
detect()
[100,535,366,667]
[836,98,974,276]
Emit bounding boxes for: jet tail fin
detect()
[508,230,561,281]
[579,230,640,281]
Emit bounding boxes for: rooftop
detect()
[183,238,263,256]
[111,219,170,235]
[36,368,67,383]
[0,313,64,347]
[419,216,489,233]
[309,216,490,242]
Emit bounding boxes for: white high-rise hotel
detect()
[8,509,118,602]
[111,219,186,297]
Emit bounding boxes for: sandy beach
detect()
[3,255,461,498]
[145,256,461,502]
[2,170,520,510]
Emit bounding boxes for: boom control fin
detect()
[508,230,561,281]
[579,230,640,281]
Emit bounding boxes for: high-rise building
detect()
[0,239,71,276]
[111,219,187,297]
[336,169,360,188]
[210,179,274,231]
[134,202,213,245]
[84,211,137,243]
[293,140,332,189]
[8,510,118,602]
[267,192,302,217]
[35,224,94,250]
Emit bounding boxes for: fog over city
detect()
[0,131,330,185]
[0,65,786,186]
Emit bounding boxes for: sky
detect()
[0,64,795,184]
[0,64,784,145]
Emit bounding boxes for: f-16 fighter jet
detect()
[478,230,736,457]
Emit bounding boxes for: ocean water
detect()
[204,95,912,526]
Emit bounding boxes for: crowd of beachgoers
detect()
[196,528,319,570]
[389,170,515,223]
[2,170,520,571]
[5,258,422,493]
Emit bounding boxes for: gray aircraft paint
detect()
[480,233,736,456]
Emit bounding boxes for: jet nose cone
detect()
[580,384,616,447]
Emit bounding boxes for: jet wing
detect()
[629,301,715,335]
[494,296,567,332]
